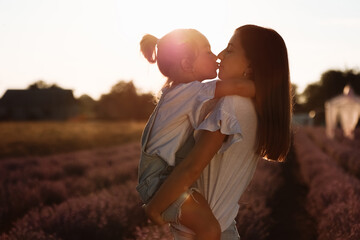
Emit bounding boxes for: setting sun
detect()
[0,0,359,99]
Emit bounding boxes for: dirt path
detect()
[268,145,317,240]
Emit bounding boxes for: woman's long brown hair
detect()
[236,25,292,162]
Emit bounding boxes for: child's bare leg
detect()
[178,191,221,240]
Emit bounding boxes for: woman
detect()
[137,28,255,240]
[145,24,292,239]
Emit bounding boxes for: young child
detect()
[137,28,255,240]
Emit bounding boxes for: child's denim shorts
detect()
[161,187,200,224]
[137,151,199,224]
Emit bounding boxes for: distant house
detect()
[0,89,79,120]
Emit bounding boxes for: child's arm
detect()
[144,129,226,225]
[214,78,255,98]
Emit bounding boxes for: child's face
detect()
[192,38,218,81]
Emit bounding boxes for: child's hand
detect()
[235,78,255,98]
[215,77,256,98]
[142,204,166,226]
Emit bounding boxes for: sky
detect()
[0,0,359,100]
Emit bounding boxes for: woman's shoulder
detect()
[214,96,257,121]
[219,95,254,109]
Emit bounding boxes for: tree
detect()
[96,80,155,120]
[77,94,96,119]
[298,69,360,124]
[110,81,137,95]
[301,69,360,111]
[28,80,62,90]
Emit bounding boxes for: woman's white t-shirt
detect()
[146,81,259,232]
[197,96,259,231]
[145,80,217,166]
[174,95,260,233]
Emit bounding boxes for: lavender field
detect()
[0,124,360,240]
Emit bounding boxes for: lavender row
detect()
[294,129,360,240]
[0,143,140,234]
[0,143,140,184]
[304,127,360,178]
[333,128,360,149]
[0,181,147,240]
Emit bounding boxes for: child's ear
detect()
[180,58,194,73]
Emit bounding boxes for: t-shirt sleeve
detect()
[195,80,217,103]
[185,80,217,128]
[195,96,243,153]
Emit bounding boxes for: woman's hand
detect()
[143,204,166,226]
[141,130,225,220]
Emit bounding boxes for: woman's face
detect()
[218,32,251,80]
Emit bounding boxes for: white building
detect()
[325,85,360,139]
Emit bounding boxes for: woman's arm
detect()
[214,78,255,98]
[144,129,226,225]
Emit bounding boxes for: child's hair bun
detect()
[140,34,158,63]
